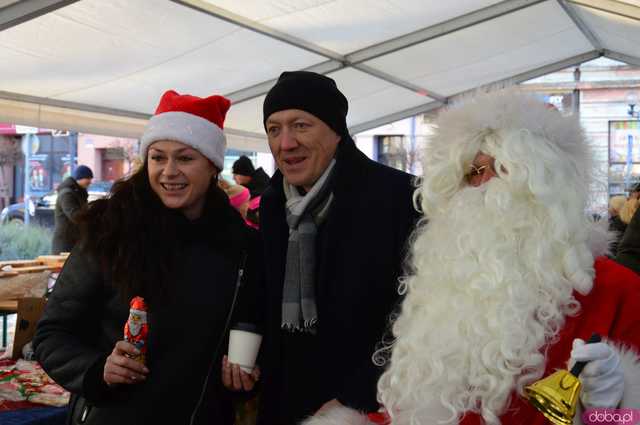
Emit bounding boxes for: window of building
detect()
[375,135,426,174]
[13,132,77,200]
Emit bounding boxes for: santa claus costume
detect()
[305,90,640,425]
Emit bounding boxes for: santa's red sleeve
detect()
[301,257,640,425]
[579,257,640,408]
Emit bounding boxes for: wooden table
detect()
[0,300,18,348]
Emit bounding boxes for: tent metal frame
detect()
[0,0,79,32]
[1,0,640,136]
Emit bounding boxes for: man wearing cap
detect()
[616,200,640,275]
[52,165,93,254]
[232,155,271,199]
[252,71,417,424]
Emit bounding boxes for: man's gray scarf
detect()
[282,160,336,333]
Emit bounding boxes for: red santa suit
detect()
[307,258,640,425]
[457,256,640,425]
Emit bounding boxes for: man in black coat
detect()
[52,165,93,254]
[232,155,271,199]
[616,204,640,274]
[223,71,418,424]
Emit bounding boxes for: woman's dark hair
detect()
[78,162,245,303]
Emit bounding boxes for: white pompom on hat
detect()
[140,90,231,170]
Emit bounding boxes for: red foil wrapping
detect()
[124,296,148,364]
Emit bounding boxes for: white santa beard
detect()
[128,320,142,337]
[378,179,582,425]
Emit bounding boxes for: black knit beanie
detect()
[232,155,255,176]
[263,71,349,137]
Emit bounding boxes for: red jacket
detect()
[460,257,640,424]
[364,257,640,425]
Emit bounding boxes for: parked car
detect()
[0,181,113,228]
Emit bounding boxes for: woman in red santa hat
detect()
[305,90,640,425]
[33,90,264,425]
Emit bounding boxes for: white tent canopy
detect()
[0,0,639,152]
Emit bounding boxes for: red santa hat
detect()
[140,90,231,170]
[129,296,148,318]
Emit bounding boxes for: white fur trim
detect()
[301,406,373,425]
[140,111,226,169]
[575,403,585,425]
[616,344,640,408]
[571,343,640,425]
[587,217,613,258]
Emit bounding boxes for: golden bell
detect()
[524,370,581,425]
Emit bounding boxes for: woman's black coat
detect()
[34,210,263,425]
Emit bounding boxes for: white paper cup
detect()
[228,323,262,373]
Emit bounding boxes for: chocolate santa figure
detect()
[124,296,149,364]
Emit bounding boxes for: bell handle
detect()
[569,333,602,377]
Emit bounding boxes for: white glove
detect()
[570,338,624,408]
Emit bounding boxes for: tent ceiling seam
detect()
[556,0,603,50]
[200,0,559,106]
[345,0,549,64]
[170,0,345,62]
[350,49,603,134]
[604,50,640,67]
[567,0,640,23]
[171,0,447,111]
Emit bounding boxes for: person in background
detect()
[225,184,259,229]
[628,182,640,200]
[232,155,270,199]
[246,196,261,229]
[619,195,639,226]
[51,165,93,254]
[218,177,232,191]
[616,197,640,275]
[608,195,627,256]
[34,90,263,425]
[222,71,418,425]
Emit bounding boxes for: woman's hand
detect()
[221,355,260,391]
[103,341,149,386]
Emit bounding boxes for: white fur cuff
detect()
[573,344,640,425]
[301,405,373,425]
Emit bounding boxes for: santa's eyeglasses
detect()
[468,164,490,176]
[464,160,501,184]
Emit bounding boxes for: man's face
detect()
[265,109,340,191]
[465,152,497,187]
[233,174,251,185]
[76,178,92,189]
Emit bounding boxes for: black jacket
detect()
[247,167,271,199]
[609,215,627,256]
[257,138,418,425]
[52,177,88,254]
[34,210,263,425]
[616,207,640,274]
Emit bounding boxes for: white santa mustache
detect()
[378,178,584,425]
